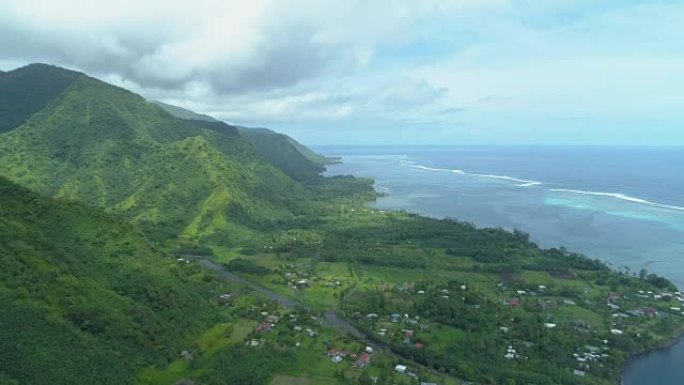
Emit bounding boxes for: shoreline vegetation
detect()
[0,64,682,385]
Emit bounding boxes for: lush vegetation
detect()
[236,127,326,181]
[0,177,223,384]
[0,71,308,244]
[1,64,682,385]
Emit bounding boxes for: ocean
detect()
[318,145,684,385]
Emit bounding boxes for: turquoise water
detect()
[319,145,684,384]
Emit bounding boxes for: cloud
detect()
[1,0,683,144]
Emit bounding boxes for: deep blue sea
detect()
[318,145,684,385]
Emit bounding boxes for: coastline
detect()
[374,188,684,384]
[364,183,684,385]
[323,152,684,385]
[620,328,684,385]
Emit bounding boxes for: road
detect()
[191,256,385,350]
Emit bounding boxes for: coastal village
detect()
[176,245,684,385]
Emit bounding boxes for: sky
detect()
[1,0,683,145]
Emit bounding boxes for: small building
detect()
[394,364,407,373]
[415,342,425,350]
[354,353,371,368]
[403,329,414,337]
[573,369,586,377]
[544,323,557,329]
[256,322,274,332]
[509,299,521,308]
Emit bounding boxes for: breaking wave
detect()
[549,189,684,212]
[409,165,540,186]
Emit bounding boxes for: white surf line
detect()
[410,165,541,186]
[549,189,684,212]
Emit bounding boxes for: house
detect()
[394,364,407,373]
[509,299,521,308]
[573,369,586,377]
[610,329,623,335]
[354,353,371,368]
[499,326,509,333]
[403,329,414,337]
[390,313,401,323]
[415,342,425,349]
[606,293,620,303]
[256,322,274,332]
[544,323,557,329]
[331,355,343,363]
[563,299,576,306]
[327,348,353,357]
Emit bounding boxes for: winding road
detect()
[190,256,386,350]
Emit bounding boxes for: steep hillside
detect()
[237,127,326,181]
[153,101,333,180]
[0,177,219,385]
[0,69,303,244]
[0,63,81,133]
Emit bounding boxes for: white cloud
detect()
[1,0,683,144]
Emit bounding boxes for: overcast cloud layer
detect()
[1,0,683,145]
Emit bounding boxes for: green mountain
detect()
[0,63,80,133]
[0,66,304,244]
[236,126,327,181]
[0,176,218,385]
[153,101,335,180]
